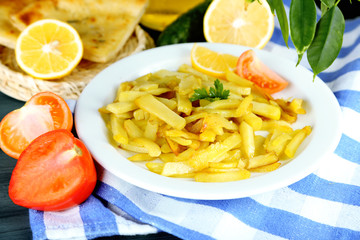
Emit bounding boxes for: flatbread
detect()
[9,0,148,62]
[0,0,34,49]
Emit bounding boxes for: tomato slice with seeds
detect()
[236,50,288,94]
[9,129,97,211]
[0,92,73,159]
[26,91,73,130]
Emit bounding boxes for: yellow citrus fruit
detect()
[203,0,274,49]
[15,19,83,80]
[191,44,238,78]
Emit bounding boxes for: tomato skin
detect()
[236,50,288,94]
[8,129,97,211]
[0,91,73,159]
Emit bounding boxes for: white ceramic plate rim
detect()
[75,43,342,200]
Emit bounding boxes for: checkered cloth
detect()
[29,1,360,239]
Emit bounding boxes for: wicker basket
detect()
[0,26,154,101]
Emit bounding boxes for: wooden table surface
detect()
[0,92,179,240]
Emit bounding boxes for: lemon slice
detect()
[191,44,238,78]
[15,19,83,80]
[203,0,274,49]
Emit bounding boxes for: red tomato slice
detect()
[0,91,73,159]
[8,129,97,211]
[236,50,288,94]
[26,91,73,131]
[0,105,54,159]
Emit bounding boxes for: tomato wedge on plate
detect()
[9,129,97,211]
[0,91,73,159]
[236,50,288,94]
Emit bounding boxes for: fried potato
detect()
[252,101,281,120]
[264,129,292,156]
[146,162,164,174]
[284,126,312,158]
[248,152,278,169]
[110,113,128,145]
[188,133,241,171]
[240,121,255,159]
[209,161,238,169]
[204,167,240,173]
[194,170,251,182]
[199,99,241,110]
[225,70,254,87]
[128,153,156,162]
[101,66,312,183]
[105,102,138,115]
[144,120,159,141]
[250,162,281,172]
[124,119,143,138]
[242,112,262,131]
[176,92,192,115]
[120,141,148,154]
[236,94,253,117]
[135,94,186,130]
[132,137,161,157]
[161,162,195,176]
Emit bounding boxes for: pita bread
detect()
[9,0,148,62]
[0,0,34,49]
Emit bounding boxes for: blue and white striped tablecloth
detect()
[29,1,360,239]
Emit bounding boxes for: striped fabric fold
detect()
[29,1,360,239]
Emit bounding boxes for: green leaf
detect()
[267,0,289,47]
[319,0,336,16]
[189,88,208,102]
[290,0,317,65]
[307,6,345,80]
[320,0,336,8]
[189,79,229,102]
[266,0,276,14]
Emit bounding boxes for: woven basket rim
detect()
[0,25,154,102]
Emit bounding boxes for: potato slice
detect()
[284,126,312,158]
[105,101,138,114]
[146,162,164,174]
[235,94,253,117]
[124,119,143,138]
[194,170,251,182]
[110,113,128,145]
[161,162,195,176]
[248,152,278,169]
[225,70,254,87]
[135,94,186,130]
[188,133,241,170]
[128,153,156,162]
[252,101,281,120]
[240,121,255,159]
[132,137,161,157]
[250,162,281,172]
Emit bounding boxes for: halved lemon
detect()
[15,19,83,80]
[203,0,274,49]
[191,44,238,78]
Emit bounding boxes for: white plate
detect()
[75,43,342,200]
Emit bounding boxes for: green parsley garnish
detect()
[189,79,230,102]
